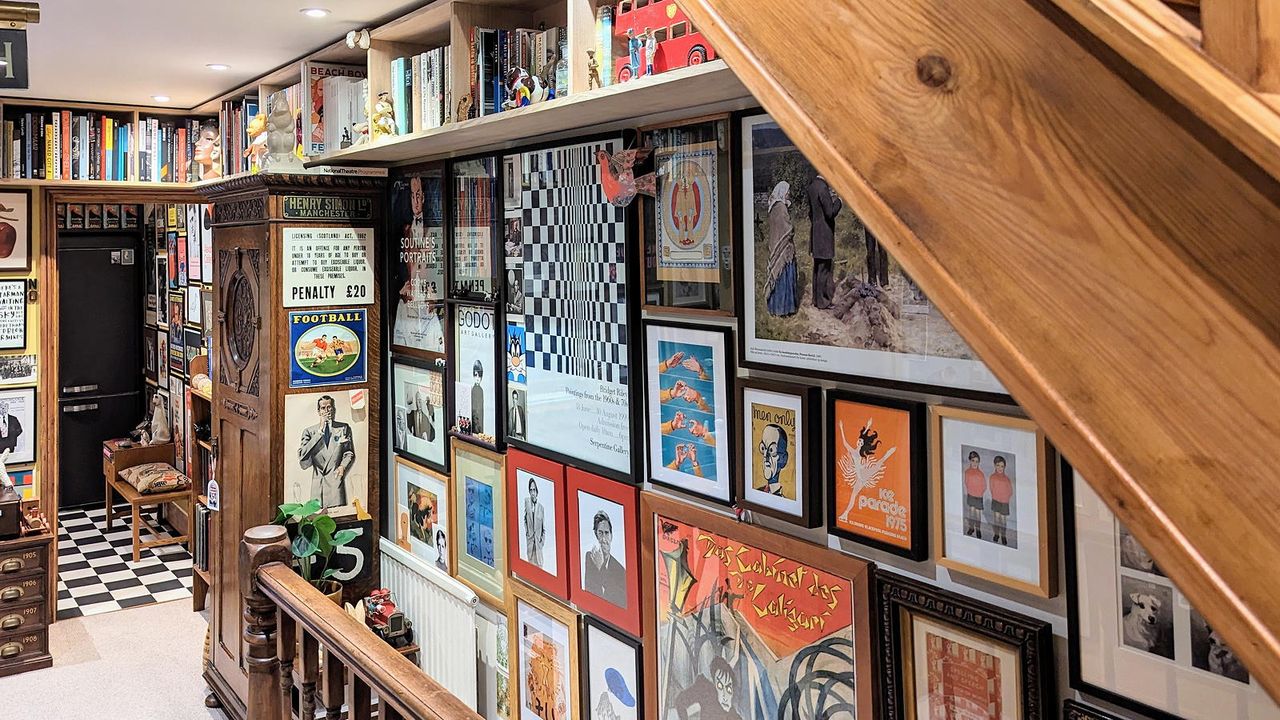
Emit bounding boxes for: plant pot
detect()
[312,579,343,605]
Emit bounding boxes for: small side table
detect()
[102,440,190,563]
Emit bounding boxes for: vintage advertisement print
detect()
[282,227,375,308]
[828,393,925,557]
[392,361,447,471]
[390,170,447,357]
[739,113,1002,395]
[283,389,370,515]
[737,380,819,526]
[289,309,367,388]
[911,614,1020,720]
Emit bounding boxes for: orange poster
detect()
[830,395,916,551]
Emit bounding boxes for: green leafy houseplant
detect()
[273,499,358,593]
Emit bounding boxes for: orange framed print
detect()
[826,390,927,559]
[506,578,582,720]
[507,448,570,600]
[931,406,1057,597]
[566,467,641,637]
[735,378,821,527]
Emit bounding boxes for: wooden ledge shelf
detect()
[306,60,751,167]
[0,178,196,189]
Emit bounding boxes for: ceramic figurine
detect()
[501,67,552,111]
[244,113,268,172]
[643,27,657,76]
[264,94,301,171]
[0,448,12,492]
[626,28,641,81]
[456,94,473,123]
[587,49,602,90]
[598,147,655,207]
[372,92,398,138]
[130,394,171,446]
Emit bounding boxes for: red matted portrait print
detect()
[506,448,570,600]
[567,468,641,637]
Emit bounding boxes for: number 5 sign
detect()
[282,227,375,308]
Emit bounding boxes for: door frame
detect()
[39,186,202,622]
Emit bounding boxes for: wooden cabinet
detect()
[199,173,384,720]
[0,532,52,679]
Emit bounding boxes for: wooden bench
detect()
[101,441,190,563]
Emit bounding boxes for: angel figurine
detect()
[835,418,897,521]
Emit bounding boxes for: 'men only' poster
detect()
[283,227,374,308]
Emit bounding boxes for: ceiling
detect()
[4,0,427,110]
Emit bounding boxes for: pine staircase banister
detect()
[675,0,1280,701]
[241,526,483,720]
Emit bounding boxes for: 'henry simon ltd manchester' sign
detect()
[282,227,374,308]
[282,195,374,221]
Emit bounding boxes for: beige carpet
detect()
[0,599,222,720]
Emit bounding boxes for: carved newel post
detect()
[240,525,291,719]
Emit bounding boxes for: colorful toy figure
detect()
[372,92,398,139]
[613,0,717,82]
[643,27,657,76]
[244,113,268,171]
[501,67,553,111]
[626,28,641,81]
[587,49,603,90]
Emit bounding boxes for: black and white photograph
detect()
[392,360,447,471]
[1190,608,1250,684]
[1119,575,1174,660]
[0,354,36,386]
[505,266,524,315]
[284,390,370,514]
[0,386,35,464]
[576,491,626,609]
[508,387,527,442]
[1118,523,1164,577]
[452,304,498,446]
[517,468,555,576]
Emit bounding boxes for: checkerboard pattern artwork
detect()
[55,505,193,620]
[520,138,629,385]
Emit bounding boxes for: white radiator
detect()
[379,538,480,708]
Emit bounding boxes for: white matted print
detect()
[516,467,557,577]
[576,491,627,609]
[1070,472,1279,720]
[453,304,497,445]
[740,385,807,519]
[933,406,1054,596]
[281,227,374,308]
[0,386,34,464]
[909,612,1021,720]
[0,191,30,272]
[395,458,451,574]
[584,621,640,720]
[0,281,26,350]
[0,354,36,385]
[392,361,446,470]
[284,390,370,515]
[515,596,573,720]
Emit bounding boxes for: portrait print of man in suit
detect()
[297,395,356,508]
[582,508,626,608]
[0,400,21,456]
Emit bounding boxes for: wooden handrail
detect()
[676,0,1280,701]
[241,526,483,720]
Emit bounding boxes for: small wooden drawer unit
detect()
[0,532,51,678]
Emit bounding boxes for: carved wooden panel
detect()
[217,248,262,397]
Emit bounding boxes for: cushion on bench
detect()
[118,462,191,494]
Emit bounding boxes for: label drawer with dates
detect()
[0,532,51,678]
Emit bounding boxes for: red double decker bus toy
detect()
[612,0,717,83]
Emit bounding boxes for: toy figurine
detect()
[643,27,657,76]
[626,28,641,81]
[351,121,371,146]
[456,94,474,123]
[128,394,171,447]
[244,113,268,171]
[372,92,398,139]
[501,67,552,111]
[587,50,602,90]
[364,588,415,649]
[597,147,655,207]
[264,93,301,171]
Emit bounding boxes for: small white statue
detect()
[0,448,12,492]
[131,395,171,446]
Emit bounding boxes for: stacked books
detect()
[467,27,568,119]
[389,46,451,135]
[219,95,259,176]
[137,116,205,183]
[302,61,369,156]
[193,502,211,572]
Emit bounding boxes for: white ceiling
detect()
[4,0,426,109]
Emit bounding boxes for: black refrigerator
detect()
[57,231,143,509]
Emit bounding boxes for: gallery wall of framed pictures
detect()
[374,114,1264,720]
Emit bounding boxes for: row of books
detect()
[1,110,209,182]
[468,26,568,119]
[219,95,260,176]
[193,501,212,572]
[390,47,450,135]
[303,61,369,156]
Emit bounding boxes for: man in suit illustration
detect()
[0,400,21,456]
[297,395,355,508]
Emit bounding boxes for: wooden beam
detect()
[676,0,1280,699]
[1202,0,1280,90]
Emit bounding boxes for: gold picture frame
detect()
[451,437,508,608]
[930,405,1057,597]
[506,577,582,720]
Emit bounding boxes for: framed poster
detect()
[566,468,640,637]
[582,616,642,720]
[392,358,447,471]
[1063,700,1126,720]
[288,309,367,388]
[1065,468,1280,720]
[505,319,528,443]
[640,116,733,315]
[283,389,370,516]
[644,321,733,504]
[0,280,27,350]
[507,578,582,720]
[736,112,1004,398]
[932,406,1057,597]
[175,231,188,285]
[0,354,36,386]
[451,303,500,448]
[506,137,636,480]
[827,390,928,559]
[157,330,169,385]
[168,292,185,331]
[452,438,508,606]
[186,285,202,326]
[143,327,159,383]
[876,569,1055,720]
[393,456,453,575]
[451,156,499,302]
[168,375,186,475]
[506,449,569,601]
[186,205,203,283]
[735,379,820,526]
[281,227,375,308]
[0,386,35,464]
[643,491,874,720]
[169,320,186,376]
[0,190,30,272]
[155,256,168,325]
[390,168,448,359]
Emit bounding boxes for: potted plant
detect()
[273,499,358,604]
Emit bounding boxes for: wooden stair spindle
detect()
[276,611,296,720]
[346,671,373,720]
[300,630,320,720]
[239,526,290,720]
[324,653,346,720]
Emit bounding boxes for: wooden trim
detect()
[1202,0,1280,91]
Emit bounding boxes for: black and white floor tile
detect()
[56,505,194,620]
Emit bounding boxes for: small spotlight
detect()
[206,63,230,71]
[300,8,330,18]
[152,95,170,103]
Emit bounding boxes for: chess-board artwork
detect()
[507,137,633,477]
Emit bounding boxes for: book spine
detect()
[402,57,414,134]
[51,114,60,180]
[556,27,568,97]
[497,29,508,114]
[20,114,29,178]
[469,28,478,120]
[44,119,54,180]
[410,53,422,134]
[443,49,451,124]
[60,110,71,180]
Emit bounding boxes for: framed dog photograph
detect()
[392,358,448,472]
[931,406,1056,597]
[1065,467,1280,720]
[583,616,642,720]
[735,378,820,526]
[827,390,927,559]
[644,320,734,505]
[507,448,570,601]
[876,569,1054,720]
[566,468,640,637]
[393,457,453,576]
[452,438,507,607]
[507,577,582,720]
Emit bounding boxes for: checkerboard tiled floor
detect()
[56,505,194,620]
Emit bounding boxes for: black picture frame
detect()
[0,385,37,465]
[1063,700,1126,720]
[643,318,736,507]
[733,377,821,527]
[729,108,1013,405]
[581,615,644,720]
[448,301,504,453]
[825,389,928,560]
[0,280,28,351]
[143,326,158,383]
[387,162,450,362]
[390,355,450,474]
[447,154,501,303]
[876,569,1055,720]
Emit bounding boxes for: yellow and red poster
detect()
[830,396,915,551]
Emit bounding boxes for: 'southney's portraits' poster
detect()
[390,171,447,356]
